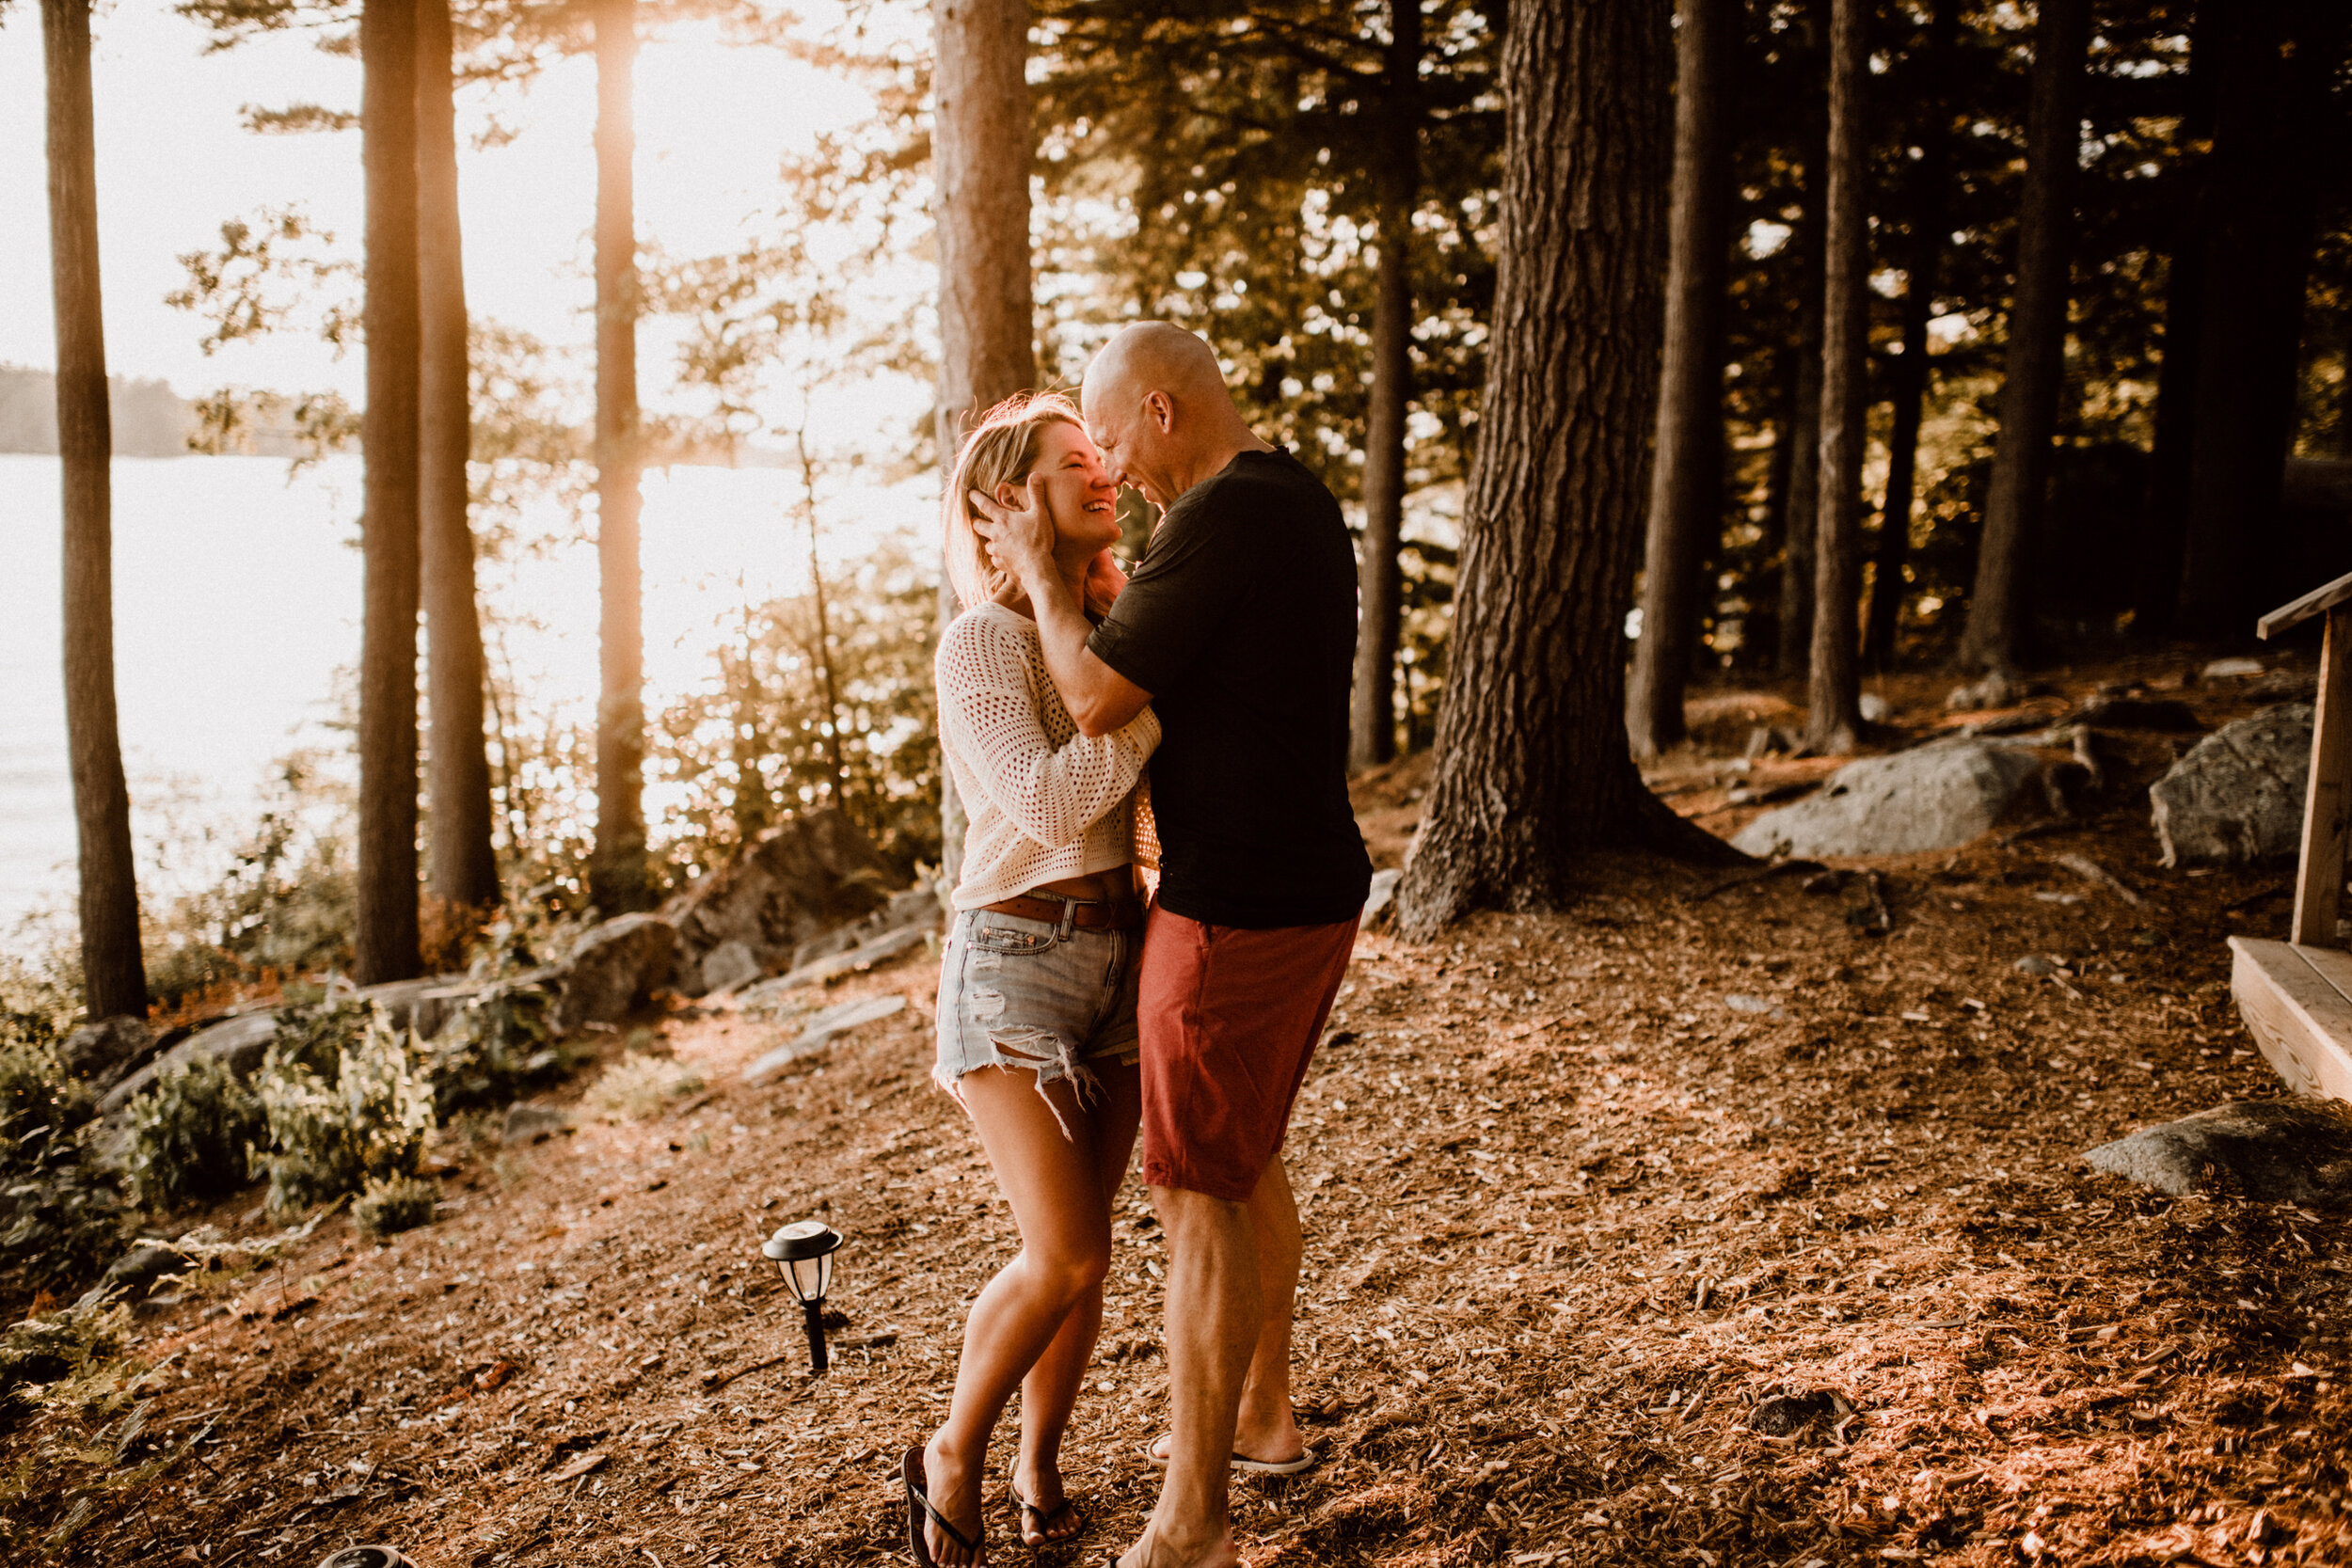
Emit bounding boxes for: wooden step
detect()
[2228,935,2352,1102]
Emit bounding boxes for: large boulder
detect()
[555,912,676,1032]
[58,1015,160,1090]
[2085,1100,2352,1208]
[661,809,899,995]
[2149,703,2311,867]
[1729,737,2042,859]
[97,1010,282,1117]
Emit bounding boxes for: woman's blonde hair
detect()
[942,390,1084,612]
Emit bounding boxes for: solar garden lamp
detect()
[764,1220,845,1373]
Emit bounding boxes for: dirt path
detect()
[10,664,2352,1567]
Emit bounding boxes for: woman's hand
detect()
[1082,549,1128,618]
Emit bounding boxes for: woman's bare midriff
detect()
[1027,864,1139,904]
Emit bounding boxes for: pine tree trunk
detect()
[1804,0,1868,753]
[1395,0,1739,942]
[2133,3,2217,641]
[41,0,146,1020]
[1626,0,1734,760]
[1958,0,2090,673]
[2175,0,2345,637]
[1862,0,1957,672]
[357,0,423,985]
[1865,288,1933,670]
[416,0,499,917]
[1776,132,1827,678]
[590,0,649,914]
[932,0,1035,889]
[1348,0,1422,772]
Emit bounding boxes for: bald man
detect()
[971,322,1372,1568]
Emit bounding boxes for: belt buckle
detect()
[1056,898,1080,940]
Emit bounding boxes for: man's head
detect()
[1080,322,1258,507]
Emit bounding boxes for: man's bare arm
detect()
[969,482,1152,737]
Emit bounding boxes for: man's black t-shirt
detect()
[1087,448,1373,928]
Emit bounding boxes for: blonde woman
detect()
[904,391,1159,1567]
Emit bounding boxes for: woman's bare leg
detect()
[1012,1063,1140,1541]
[921,1064,1130,1563]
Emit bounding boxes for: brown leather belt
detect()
[981,893,1146,931]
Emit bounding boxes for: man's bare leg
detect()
[1120,1183,1258,1568]
[1148,1154,1307,1467]
[1235,1153,1305,1460]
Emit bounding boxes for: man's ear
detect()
[1146,390,1176,434]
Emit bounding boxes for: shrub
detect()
[253,1005,436,1217]
[0,1029,125,1303]
[422,981,557,1116]
[583,1051,704,1120]
[353,1174,439,1240]
[125,1059,267,1210]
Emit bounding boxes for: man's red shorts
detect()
[1136,905,1358,1202]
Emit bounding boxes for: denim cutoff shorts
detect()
[932,907,1142,1120]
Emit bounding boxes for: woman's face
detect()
[1000,420,1120,557]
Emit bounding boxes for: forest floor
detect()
[10,648,2352,1568]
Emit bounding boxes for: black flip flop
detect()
[1009,1470,1087,1546]
[903,1446,984,1567]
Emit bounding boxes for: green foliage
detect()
[353,1174,439,1240]
[421,981,557,1117]
[655,540,943,882]
[0,1298,129,1423]
[0,1023,126,1306]
[125,1060,267,1212]
[252,1006,436,1217]
[584,1051,706,1121]
[140,752,356,1011]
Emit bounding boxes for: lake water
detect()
[0,452,930,931]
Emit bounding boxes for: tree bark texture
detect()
[41,0,146,1020]
[416,0,499,916]
[2179,0,2344,636]
[1348,0,1422,772]
[1626,0,1734,760]
[1395,0,1737,942]
[1958,0,2090,673]
[932,0,1036,889]
[2133,1,2217,641]
[358,0,423,985]
[590,0,649,914]
[1862,0,1957,672]
[1804,0,1869,753]
[1776,123,1827,677]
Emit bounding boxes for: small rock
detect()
[1730,738,2042,859]
[2244,670,2319,703]
[2149,704,2311,867]
[2201,657,2265,681]
[761,924,932,993]
[2073,695,2202,733]
[1724,993,1780,1016]
[2011,954,2060,976]
[1747,1390,1839,1436]
[1361,867,1404,925]
[501,1103,573,1145]
[2084,1100,2352,1208]
[58,1014,159,1088]
[1944,671,2022,712]
[698,940,762,996]
[1858,692,1889,723]
[555,912,677,1033]
[102,1243,190,1296]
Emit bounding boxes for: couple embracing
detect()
[907,322,1373,1568]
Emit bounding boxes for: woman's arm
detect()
[937,615,1161,851]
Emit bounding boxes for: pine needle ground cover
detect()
[6,656,2348,1566]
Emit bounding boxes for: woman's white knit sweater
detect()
[935,603,1160,911]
